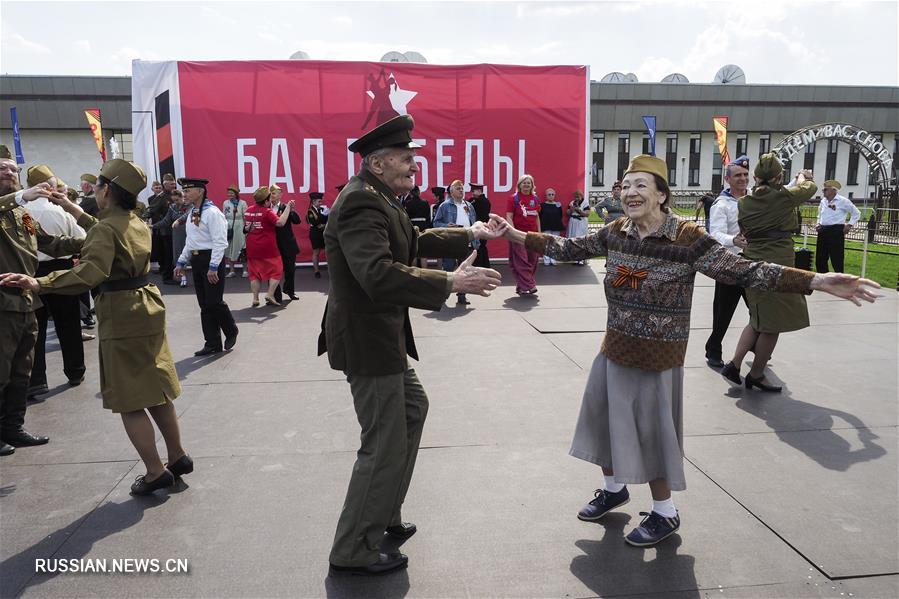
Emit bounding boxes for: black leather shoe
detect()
[287,293,299,301]
[3,430,50,447]
[705,353,725,369]
[745,374,782,393]
[194,346,222,357]
[720,361,742,386]
[68,376,85,387]
[0,442,14,456]
[385,522,417,540]
[130,470,175,495]
[329,553,408,577]
[167,454,194,478]
[456,294,470,305]
[224,331,238,351]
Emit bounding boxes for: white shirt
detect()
[817,195,860,227]
[25,198,86,261]
[708,189,741,254]
[453,200,469,227]
[177,201,229,269]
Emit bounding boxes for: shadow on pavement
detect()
[229,304,282,324]
[735,393,886,471]
[502,294,541,312]
[0,497,169,598]
[421,303,476,321]
[174,351,228,380]
[570,512,698,598]
[324,569,410,599]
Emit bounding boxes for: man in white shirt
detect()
[815,180,860,273]
[174,177,238,356]
[704,156,750,368]
[22,165,88,394]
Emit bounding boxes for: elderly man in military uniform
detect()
[0,146,85,456]
[319,115,505,576]
[77,173,99,217]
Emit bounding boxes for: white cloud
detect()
[2,32,52,55]
[74,39,91,54]
[331,15,353,27]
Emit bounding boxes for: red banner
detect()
[168,60,587,261]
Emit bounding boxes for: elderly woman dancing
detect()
[496,155,879,547]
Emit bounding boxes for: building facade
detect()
[588,83,898,199]
[2,75,897,199]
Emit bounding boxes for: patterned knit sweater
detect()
[525,213,814,371]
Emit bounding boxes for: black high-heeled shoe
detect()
[720,361,742,386]
[745,373,782,393]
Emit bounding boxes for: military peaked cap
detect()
[348,115,420,157]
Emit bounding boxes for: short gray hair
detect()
[359,147,395,172]
[725,162,748,178]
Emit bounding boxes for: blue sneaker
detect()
[625,511,680,547]
[577,487,630,521]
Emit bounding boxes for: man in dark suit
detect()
[270,184,300,302]
[320,115,504,577]
[77,173,99,217]
[469,182,492,267]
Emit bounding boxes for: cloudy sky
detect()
[1,0,896,85]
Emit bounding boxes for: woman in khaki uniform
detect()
[722,154,818,392]
[0,159,192,495]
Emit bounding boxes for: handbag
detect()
[227,203,236,241]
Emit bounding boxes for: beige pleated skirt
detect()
[569,352,686,491]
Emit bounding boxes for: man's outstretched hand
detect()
[451,251,501,296]
[470,216,509,241]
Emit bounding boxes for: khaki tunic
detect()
[738,180,817,333]
[36,205,181,412]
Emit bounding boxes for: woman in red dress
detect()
[243,187,294,306]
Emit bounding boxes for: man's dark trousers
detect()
[30,259,85,387]
[0,310,38,438]
[816,225,845,273]
[704,281,746,360]
[190,250,238,350]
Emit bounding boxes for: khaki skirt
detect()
[570,353,686,491]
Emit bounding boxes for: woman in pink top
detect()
[243,186,294,307]
[505,174,541,295]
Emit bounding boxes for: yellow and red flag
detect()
[84,108,106,161]
[712,116,731,167]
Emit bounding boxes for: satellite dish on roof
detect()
[625,72,639,82]
[289,50,310,60]
[599,72,628,83]
[661,73,689,83]
[713,64,746,84]
[403,51,428,63]
[380,51,408,63]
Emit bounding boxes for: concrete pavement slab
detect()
[5,264,895,598]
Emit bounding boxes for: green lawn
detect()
[795,238,899,288]
[587,210,898,287]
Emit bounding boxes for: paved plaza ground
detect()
[1,259,897,598]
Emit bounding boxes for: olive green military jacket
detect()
[318,170,471,376]
[0,192,85,312]
[36,204,181,408]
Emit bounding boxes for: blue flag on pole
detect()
[10,107,25,164]
[641,116,657,156]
